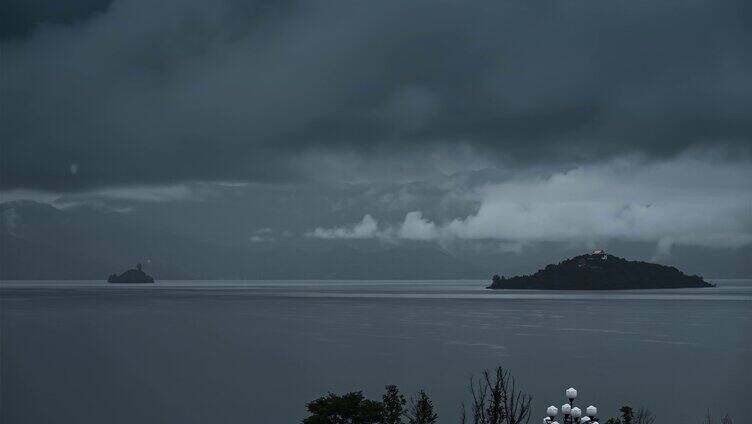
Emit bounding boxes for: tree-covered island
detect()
[107,263,155,284]
[488,251,714,290]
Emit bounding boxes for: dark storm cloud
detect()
[0,0,113,39]
[1,0,750,190]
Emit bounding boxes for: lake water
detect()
[2,280,750,423]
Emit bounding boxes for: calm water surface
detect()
[2,279,750,423]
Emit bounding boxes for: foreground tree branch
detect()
[462,366,532,424]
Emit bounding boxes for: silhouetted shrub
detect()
[303,391,383,424]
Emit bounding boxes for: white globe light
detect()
[586,406,597,417]
[572,407,582,418]
[547,406,558,418]
[561,404,572,415]
[581,417,591,423]
[592,422,599,424]
[566,388,578,400]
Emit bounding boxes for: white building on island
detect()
[591,249,607,260]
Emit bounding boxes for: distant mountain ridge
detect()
[488,251,713,290]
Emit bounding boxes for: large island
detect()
[488,250,713,290]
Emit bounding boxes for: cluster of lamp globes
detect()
[544,388,598,424]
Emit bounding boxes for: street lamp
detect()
[542,388,597,424]
[572,406,582,421]
[586,405,597,421]
[560,404,571,424]
[566,388,577,404]
[547,406,559,420]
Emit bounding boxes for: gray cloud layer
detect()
[308,153,752,250]
[2,0,751,190]
[0,0,112,39]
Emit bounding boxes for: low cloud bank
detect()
[308,155,752,250]
[309,214,380,239]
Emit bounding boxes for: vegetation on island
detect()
[488,251,713,290]
[107,263,155,283]
[302,365,734,424]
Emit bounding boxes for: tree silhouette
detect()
[605,406,635,424]
[405,390,437,424]
[382,385,406,424]
[619,406,634,424]
[462,366,532,424]
[303,391,383,424]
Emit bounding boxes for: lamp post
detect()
[572,407,582,423]
[561,403,572,424]
[566,388,577,405]
[547,406,558,419]
[586,405,598,422]
[544,406,558,423]
[543,388,597,424]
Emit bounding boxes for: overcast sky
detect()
[1,0,750,271]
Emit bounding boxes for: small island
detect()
[107,263,155,284]
[488,250,714,290]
